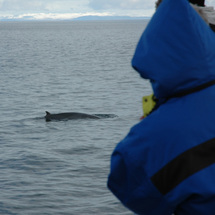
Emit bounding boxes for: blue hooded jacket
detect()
[108,0,215,214]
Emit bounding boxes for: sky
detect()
[0,0,215,20]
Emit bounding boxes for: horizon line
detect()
[0,13,152,21]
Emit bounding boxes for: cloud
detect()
[88,0,154,11]
[0,0,47,12]
[0,0,154,14]
[0,0,155,19]
[4,12,112,20]
[1,0,215,13]
[206,0,215,6]
[0,0,89,13]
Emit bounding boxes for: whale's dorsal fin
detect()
[46,111,51,115]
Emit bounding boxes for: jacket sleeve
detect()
[107,130,174,215]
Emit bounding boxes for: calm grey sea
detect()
[0,20,151,215]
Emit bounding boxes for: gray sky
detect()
[0,0,215,20]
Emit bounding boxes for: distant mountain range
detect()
[0,15,150,21]
[73,16,150,21]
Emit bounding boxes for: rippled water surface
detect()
[0,20,151,214]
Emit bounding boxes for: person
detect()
[107,0,215,214]
[139,0,215,121]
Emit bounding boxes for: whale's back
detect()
[45,111,100,121]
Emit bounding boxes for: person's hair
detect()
[156,0,205,8]
[155,0,162,9]
[189,0,205,6]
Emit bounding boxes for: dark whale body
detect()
[45,111,100,121]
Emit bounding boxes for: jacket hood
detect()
[132,0,215,99]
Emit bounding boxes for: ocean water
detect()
[0,20,151,214]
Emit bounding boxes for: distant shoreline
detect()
[73,15,150,21]
[0,15,151,22]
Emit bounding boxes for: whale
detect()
[45,111,100,121]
